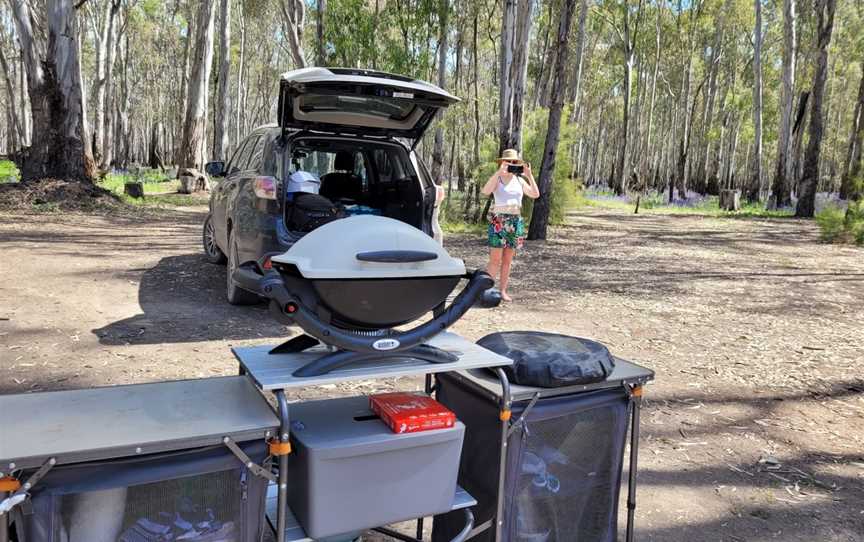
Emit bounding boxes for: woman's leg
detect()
[487,247,504,281]
[499,247,516,301]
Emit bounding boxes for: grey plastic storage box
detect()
[286,395,465,539]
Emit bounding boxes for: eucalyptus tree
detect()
[529,0,578,240]
[797,0,837,218]
[178,0,217,170]
[9,0,94,182]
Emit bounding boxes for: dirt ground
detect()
[1,206,863,541]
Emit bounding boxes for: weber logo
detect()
[373,338,401,351]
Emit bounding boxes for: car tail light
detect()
[253,176,278,200]
[435,184,446,206]
[262,256,273,270]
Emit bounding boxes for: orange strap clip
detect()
[631,385,644,398]
[0,477,21,492]
[499,409,512,422]
[269,440,292,456]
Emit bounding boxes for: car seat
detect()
[320,151,363,202]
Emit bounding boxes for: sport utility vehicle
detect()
[203,67,458,304]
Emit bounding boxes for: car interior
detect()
[286,137,427,230]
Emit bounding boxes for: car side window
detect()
[247,137,267,173]
[233,135,261,173]
[227,138,253,175]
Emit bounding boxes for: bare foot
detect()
[501,291,513,302]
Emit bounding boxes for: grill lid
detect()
[273,215,466,279]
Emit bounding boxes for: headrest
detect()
[334,151,355,172]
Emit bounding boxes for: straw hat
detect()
[496,148,524,164]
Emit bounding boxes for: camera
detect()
[507,164,524,175]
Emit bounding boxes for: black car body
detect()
[203,67,459,304]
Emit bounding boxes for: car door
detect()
[214,136,256,248]
[278,67,459,144]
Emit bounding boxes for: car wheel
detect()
[226,231,260,305]
[203,214,227,264]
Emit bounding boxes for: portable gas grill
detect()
[234,215,499,377]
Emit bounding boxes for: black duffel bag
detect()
[478,331,615,388]
[286,193,345,233]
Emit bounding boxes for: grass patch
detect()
[441,220,486,235]
[97,169,207,208]
[0,160,20,183]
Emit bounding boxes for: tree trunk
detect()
[840,68,864,199]
[498,0,516,153]
[472,10,481,167]
[746,0,763,203]
[235,2,246,145]
[509,0,534,150]
[770,0,797,207]
[178,0,218,170]
[796,0,836,218]
[528,0,577,241]
[430,0,449,183]
[213,0,232,161]
[280,0,307,68]
[567,0,589,123]
[316,0,326,65]
[0,32,23,150]
[100,0,121,169]
[795,0,837,217]
[11,0,95,182]
[790,91,810,194]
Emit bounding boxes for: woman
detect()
[481,148,540,301]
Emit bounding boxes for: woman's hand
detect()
[521,163,541,199]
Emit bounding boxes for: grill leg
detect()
[275,391,290,542]
[492,368,511,542]
[626,390,643,542]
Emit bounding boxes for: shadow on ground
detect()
[93,253,291,345]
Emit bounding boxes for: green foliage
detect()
[817,201,864,245]
[0,161,20,183]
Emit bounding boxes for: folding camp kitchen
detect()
[0,334,651,542]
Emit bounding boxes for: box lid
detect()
[289,396,463,460]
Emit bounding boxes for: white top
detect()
[492,175,524,213]
[287,171,321,195]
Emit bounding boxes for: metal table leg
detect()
[625,386,643,542]
[492,368,511,542]
[275,390,290,542]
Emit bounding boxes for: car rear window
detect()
[298,94,417,120]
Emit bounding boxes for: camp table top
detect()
[442,357,655,403]
[234,331,514,391]
[0,376,280,471]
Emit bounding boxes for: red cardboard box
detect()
[370,393,457,434]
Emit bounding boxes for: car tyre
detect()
[203,214,227,264]
[226,230,260,305]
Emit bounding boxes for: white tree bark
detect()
[279,0,307,68]
[179,0,218,170]
[498,0,515,152]
[101,0,121,168]
[213,0,232,161]
[771,0,797,207]
[509,0,533,150]
[748,0,764,202]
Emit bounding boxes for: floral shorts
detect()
[488,213,525,249]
